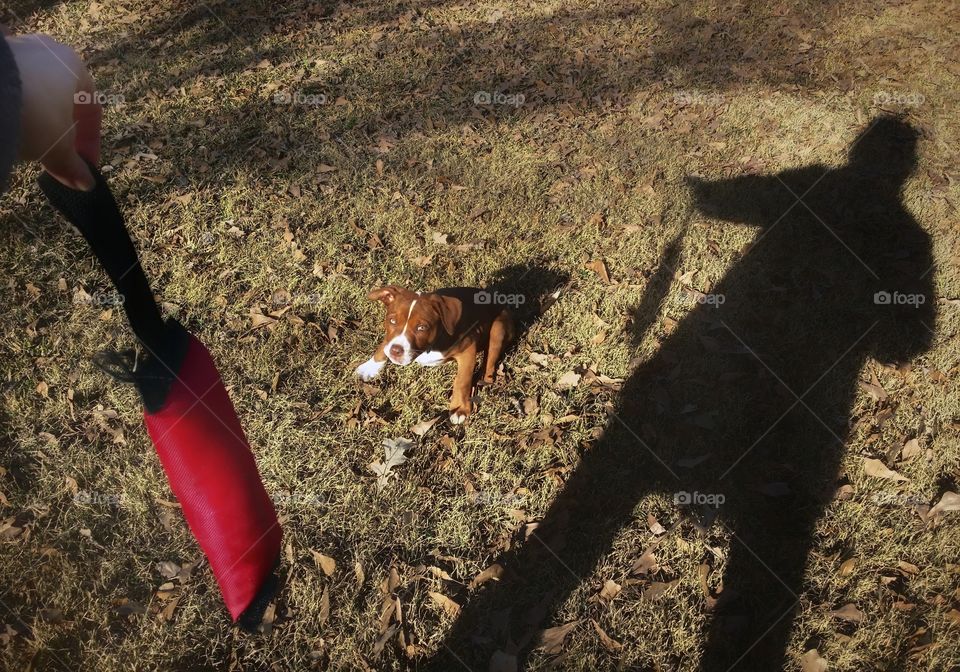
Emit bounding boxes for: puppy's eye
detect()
[416,324,428,332]
[388,316,398,325]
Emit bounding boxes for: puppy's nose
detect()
[389,344,405,359]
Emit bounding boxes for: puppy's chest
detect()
[415,319,490,366]
[414,350,447,367]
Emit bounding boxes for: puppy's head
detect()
[367,286,462,365]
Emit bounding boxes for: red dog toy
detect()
[39,165,281,628]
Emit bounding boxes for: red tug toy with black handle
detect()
[39,163,281,629]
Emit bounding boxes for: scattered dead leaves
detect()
[537,621,579,654]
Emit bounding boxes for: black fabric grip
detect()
[38,164,166,353]
[91,321,190,413]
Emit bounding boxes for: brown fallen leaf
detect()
[900,438,922,461]
[644,580,679,601]
[427,566,453,581]
[862,458,908,482]
[428,591,460,618]
[647,513,666,535]
[631,550,659,575]
[801,648,828,672]
[410,416,441,437]
[386,566,401,593]
[858,380,887,401]
[372,624,399,656]
[319,585,330,625]
[591,619,623,651]
[830,603,864,623]
[470,563,504,589]
[839,558,857,577]
[586,258,611,284]
[897,560,920,575]
[537,621,579,654]
[311,550,336,576]
[929,491,960,518]
[598,579,621,601]
[469,205,489,220]
[250,312,277,329]
[159,596,179,622]
[556,371,582,390]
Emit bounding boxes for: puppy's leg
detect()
[481,310,513,385]
[449,345,477,424]
[355,348,387,381]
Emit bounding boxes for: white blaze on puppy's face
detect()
[383,299,417,365]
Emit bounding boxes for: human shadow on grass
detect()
[427,116,935,670]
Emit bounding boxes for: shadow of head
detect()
[847,114,919,181]
[683,114,933,367]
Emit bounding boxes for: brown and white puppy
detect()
[355,286,514,423]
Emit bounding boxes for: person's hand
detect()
[7,34,101,190]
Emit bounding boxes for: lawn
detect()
[0,0,958,670]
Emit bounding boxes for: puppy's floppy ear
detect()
[436,295,462,336]
[367,286,402,304]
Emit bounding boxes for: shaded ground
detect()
[0,1,958,671]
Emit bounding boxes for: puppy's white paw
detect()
[449,411,467,425]
[355,358,385,381]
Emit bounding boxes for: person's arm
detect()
[1,31,100,193]
[0,33,22,192]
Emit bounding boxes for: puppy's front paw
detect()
[355,358,385,381]
[449,403,471,425]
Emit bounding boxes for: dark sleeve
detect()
[0,36,22,193]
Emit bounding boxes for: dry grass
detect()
[0,0,958,670]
